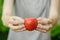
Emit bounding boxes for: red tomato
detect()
[24,17,38,31]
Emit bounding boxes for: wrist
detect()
[48,18,58,26]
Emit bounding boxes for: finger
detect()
[15,25,26,30]
[12,25,26,32]
[36,28,47,33]
[12,16,24,23]
[37,24,47,32]
[13,18,23,23]
[38,18,52,25]
[37,24,50,31]
[8,24,19,30]
[13,28,26,32]
[8,24,24,30]
[8,17,19,24]
[37,24,52,32]
[38,19,49,25]
[8,16,24,25]
[8,19,23,25]
[37,17,44,23]
[43,24,52,31]
[37,24,45,30]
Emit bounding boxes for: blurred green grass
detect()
[51,23,60,37]
[0,0,60,40]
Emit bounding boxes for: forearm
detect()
[48,0,59,25]
[2,0,14,17]
[49,8,59,25]
[2,0,14,26]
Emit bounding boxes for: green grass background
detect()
[0,0,60,40]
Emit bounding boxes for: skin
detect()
[2,0,59,32]
[2,0,14,26]
[2,0,26,32]
[36,0,59,32]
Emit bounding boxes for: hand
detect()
[36,17,53,33]
[8,16,26,32]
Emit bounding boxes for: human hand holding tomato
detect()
[8,16,26,32]
[36,17,53,33]
[24,17,53,33]
[8,16,53,32]
[8,16,38,32]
